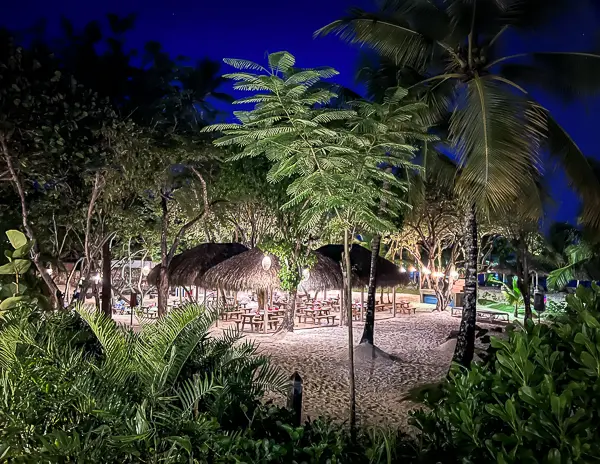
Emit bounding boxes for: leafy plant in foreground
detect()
[413,285,600,463]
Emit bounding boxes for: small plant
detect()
[487,276,524,317]
[0,230,46,311]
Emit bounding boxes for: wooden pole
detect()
[215,288,219,327]
[392,286,397,317]
[203,288,207,306]
[339,288,344,326]
[264,288,269,334]
[360,288,365,321]
[324,289,327,300]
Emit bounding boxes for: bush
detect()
[0,303,416,463]
[412,285,600,463]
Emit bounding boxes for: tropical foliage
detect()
[413,285,600,462]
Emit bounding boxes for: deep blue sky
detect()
[4,0,600,226]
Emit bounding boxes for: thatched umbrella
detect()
[199,247,343,334]
[198,247,343,291]
[316,244,408,287]
[146,243,249,287]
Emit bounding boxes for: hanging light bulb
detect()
[261,255,272,271]
[93,274,101,284]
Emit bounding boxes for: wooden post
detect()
[203,288,207,306]
[288,371,303,426]
[360,288,365,321]
[324,289,327,300]
[179,287,182,304]
[215,288,219,328]
[264,287,269,334]
[339,288,344,326]
[392,286,397,317]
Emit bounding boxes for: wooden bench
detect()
[252,317,284,331]
[230,318,242,331]
[315,314,337,325]
[450,307,509,323]
[477,309,509,323]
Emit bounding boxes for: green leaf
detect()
[547,448,561,464]
[0,296,26,310]
[12,260,31,275]
[12,242,33,259]
[0,263,15,275]
[6,230,27,249]
[579,351,598,373]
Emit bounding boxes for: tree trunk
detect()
[343,229,356,440]
[286,290,297,332]
[1,140,63,308]
[452,205,478,368]
[157,266,169,317]
[360,235,380,345]
[101,240,112,318]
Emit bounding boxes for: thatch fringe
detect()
[198,247,343,291]
[316,244,408,287]
[146,243,249,287]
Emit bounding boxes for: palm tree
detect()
[318,0,600,367]
[488,276,524,318]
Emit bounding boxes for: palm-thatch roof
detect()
[146,243,249,287]
[198,247,343,291]
[316,244,409,288]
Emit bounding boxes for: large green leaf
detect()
[315,9,439,73]
[12,260,31,275]
[12,242,33,259]
[0,296,26,310]
[0,263,15,275]
[5,230,27,249]
[452,76,544,215]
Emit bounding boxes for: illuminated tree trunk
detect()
[360,235,380,345]
[453,205,478,367]
[101,240,112,318]
[343,229,356,439]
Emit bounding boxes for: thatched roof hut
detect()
[316,244,409,287]
[198,247,343,291]
[146,243,249,287]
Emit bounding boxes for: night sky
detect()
[4,0,600,226]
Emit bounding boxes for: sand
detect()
[249,310,471,429]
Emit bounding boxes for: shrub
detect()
[412,285,600,463]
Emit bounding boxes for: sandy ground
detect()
[111,293,490,430]
[247,310,466,429]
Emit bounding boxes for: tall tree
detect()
[0,31,134,309]
[204,51,416,436]
[318,0,600,366]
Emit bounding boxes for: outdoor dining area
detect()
[143,242,413,334]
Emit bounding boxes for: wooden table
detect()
[240,313,259,332]
[222,310,242,321]
[297,307,330,324]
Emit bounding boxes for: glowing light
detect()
[93,274,101,284]
[142,265,151,276]
[46,267,53,276]
[433,271,445,278]
[261,255,272,271]
[408,266,416,272]
[400,266,407,273]
[302,268,310,281]
[422,267,431,275]
[451,270,459,279]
